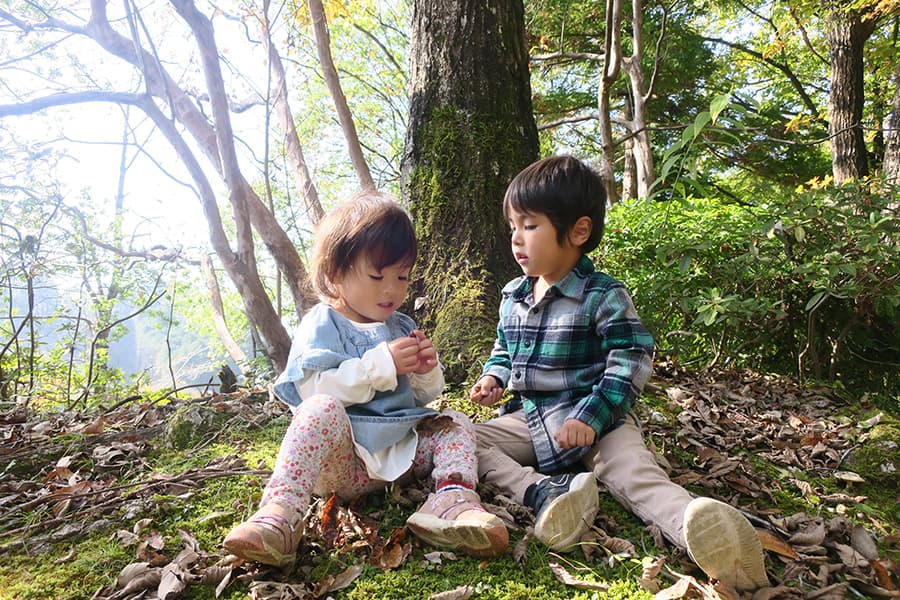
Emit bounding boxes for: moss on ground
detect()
[2,380,897,600]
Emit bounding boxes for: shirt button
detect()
[524,340,532,347]
[514,371,522,379]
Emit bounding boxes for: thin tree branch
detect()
[703,36,820,117]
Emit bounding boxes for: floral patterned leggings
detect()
[261,395,478,512]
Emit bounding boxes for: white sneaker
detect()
[526,472,599,551]
[683,497,769,590]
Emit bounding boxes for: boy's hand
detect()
[388,336,421,375]
[409,330,438,374]
[555,419,596,449]
[469,376,503,406]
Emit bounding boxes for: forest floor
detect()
[0,363,898,600]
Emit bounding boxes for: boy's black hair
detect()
[503,155,606,253]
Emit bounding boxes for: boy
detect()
[469,156,769,591]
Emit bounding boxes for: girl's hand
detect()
[555,419,596,449]
[409,330,438,374]
[388,336,421,375]
[469,375,503,406]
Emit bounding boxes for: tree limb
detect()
[703,36,821,117]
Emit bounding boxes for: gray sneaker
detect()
[684,497,769,591]
[524,472,599,551]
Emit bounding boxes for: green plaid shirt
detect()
[483,255,654,472]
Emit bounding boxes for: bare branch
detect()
[531,51,605,62]
[353,22,405,79]
[0,91,145,117]
[200,253,248,366]
[644,0,669,101]
[538,111,599,131]
[704,36,821,117]
[261,4,323,223]
[307,0,373,189]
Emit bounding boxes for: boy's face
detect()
[508,209,583,286]
[332,256,410,323]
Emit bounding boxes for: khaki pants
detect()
[475,410,693,549]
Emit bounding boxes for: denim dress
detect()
[272,303,437,454]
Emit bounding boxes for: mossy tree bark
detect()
[401,0,539,384]
[824,2,877,184]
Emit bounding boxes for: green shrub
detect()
[600,177,899,392]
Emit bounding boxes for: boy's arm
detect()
[295,342,397,406]
[570,285,654,436]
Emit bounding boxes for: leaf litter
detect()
[0,367,897,599]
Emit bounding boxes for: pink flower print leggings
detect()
[260,394,478,512]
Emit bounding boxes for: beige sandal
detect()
[223,501,304,567]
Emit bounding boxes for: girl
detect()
[223,191,508,566]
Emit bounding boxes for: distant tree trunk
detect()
[598,0,623,204]
[402,0,539,383]
[199,254,248,367]
[622,94,638,201]
[825,3,877,183]
[308,0,374,190]
[883,61,900,185]
[620,0,655,198]
[598,0,659,201]
[262,5,323,224]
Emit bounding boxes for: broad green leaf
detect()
[693,111,711,138]
[806,290,827,311]
[710,94,730,123]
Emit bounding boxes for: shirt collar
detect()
[507,255,596,302]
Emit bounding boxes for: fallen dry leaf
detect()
[417,414,457,434]
[652,574,694,599]
[512,530,530,567]
[312,562,364,597]
[749,585,805,599]
[157,561,189,600]
[249,580,311,600]
[547,561,609,591]
[428,584,473,600]
[757,529,799,559]
[423,550,457,564]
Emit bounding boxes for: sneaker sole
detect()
[533,472,599,551]
[406,514,508,557]
[683,497,769,590]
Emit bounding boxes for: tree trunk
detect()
[621,0,655,199]
[308,0,374,190]
[622,94,638,201]
[883,61,900,185]
[263,9,324,225]
[825,4,876,183]
[402,0,539,383]
[199,254,249,367]
[598,0,624,204]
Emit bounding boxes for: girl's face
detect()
[332,256,411,323]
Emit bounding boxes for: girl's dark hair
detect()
[503,155,607,252]
[311,190,417,300]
